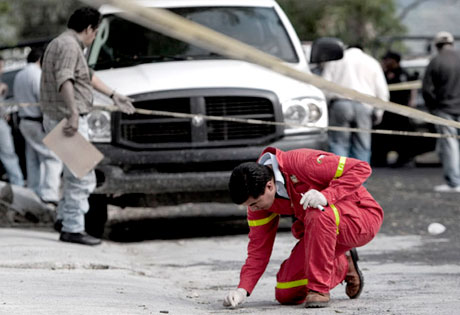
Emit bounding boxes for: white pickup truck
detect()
[83,0,342,234]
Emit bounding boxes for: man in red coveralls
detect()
[223,147,383,308]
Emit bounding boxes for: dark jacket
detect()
[422,48,460,115]
[387,67,414,106]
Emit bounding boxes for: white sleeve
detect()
[321,62,340,100]
[321,62,335,82]
[33,71,41,102]
[373,63,389,102]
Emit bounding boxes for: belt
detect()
[21,116,43,122]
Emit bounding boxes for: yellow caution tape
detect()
[78,0,460,130]
[8,0,457,139]
[2,102,458,139]
[388,80,422,91]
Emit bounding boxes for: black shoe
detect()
[54,220,63,232]
[60,232,102,246]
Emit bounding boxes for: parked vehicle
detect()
[83,0,345,235]
[3,0,344,235]
[0,66,27,181]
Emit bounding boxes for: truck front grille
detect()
[206,96,275,141]
[114,89,282,149]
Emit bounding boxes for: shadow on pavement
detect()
[106,216,251,242]
[106,215,294,243]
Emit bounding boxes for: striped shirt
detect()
[40,29,94,121]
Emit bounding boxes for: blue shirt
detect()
[14,63,42,118]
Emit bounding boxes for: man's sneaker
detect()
[345,248,364,299]
[434,184,460,193]
[39,197,58,210]
[305,291,330,308]
[60,232,102,246]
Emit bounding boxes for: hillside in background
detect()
[396,0,460,54]
[397,0,459,35]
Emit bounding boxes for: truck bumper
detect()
[94,132,328,194]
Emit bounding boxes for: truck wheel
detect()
[85,194,108,238]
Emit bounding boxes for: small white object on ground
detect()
[428,222,446,235]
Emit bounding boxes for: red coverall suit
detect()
[237,147,383,304]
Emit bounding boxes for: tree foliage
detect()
[0,0,81,46]
[0,0,441,57]
[0,0,19,45]
[278,0,406,53]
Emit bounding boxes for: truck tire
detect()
[85,194,108,238]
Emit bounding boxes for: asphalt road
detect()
[104,165,460,266]
[0,165,459,314]
[367,166,460,264]
[105,166,460,262]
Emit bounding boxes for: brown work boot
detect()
[305,290,330,308]
[345,248,364,299]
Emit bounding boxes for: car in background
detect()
[0,64,27,181]
[0,1,344,237]
[0,41,48,181]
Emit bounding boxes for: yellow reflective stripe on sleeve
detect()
[330,204,340,235]
[276,278,309,289]
[334,156,347,179]
[247,212,279,227]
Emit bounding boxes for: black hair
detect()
[382,50,401,63]
[27,47,43,63]
[435,42,452,50]
[347,44,363,51]
[228,162,274,204]
[67,7,101,33]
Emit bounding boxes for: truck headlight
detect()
[87,110,111,142]
[282,98,323,129]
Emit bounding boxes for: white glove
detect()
[300,189,327,210]
[113,93,136,114]
[223,288,247,308]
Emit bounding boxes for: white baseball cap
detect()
[434,31,454,45]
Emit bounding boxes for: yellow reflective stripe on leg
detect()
[276,278,309,289]
[334,156,347,179]
[247,212,279,227]
[330,204,340,235]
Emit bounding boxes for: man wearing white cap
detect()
[422,31,460,192]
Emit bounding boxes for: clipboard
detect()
[43,119,104,179]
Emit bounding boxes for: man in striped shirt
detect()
[40,7,135,246]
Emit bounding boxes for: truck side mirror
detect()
[310,37,344,64]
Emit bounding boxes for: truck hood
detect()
[95,60,325,103]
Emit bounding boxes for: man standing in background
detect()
[40,7,135,245]
[14,47,63,206]
[0,56,25,186]
[422,31,460,192]
[372,50,418,167]
[322,45,389,163]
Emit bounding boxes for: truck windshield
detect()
[88,6,298,70]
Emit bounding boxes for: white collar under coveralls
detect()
[258,152,289,199]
